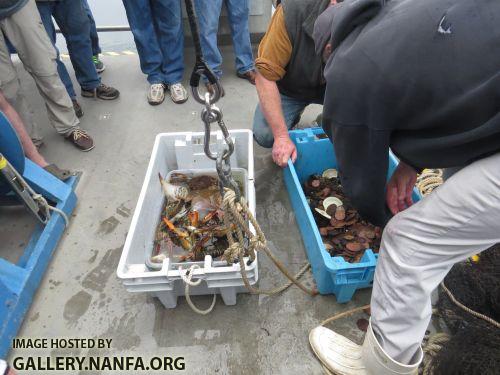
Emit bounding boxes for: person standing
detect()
[82,0,105,73]
[36,0,120,106]
[310,0,500,373]
[0,0,94,151]
[194,0,256,94]
[122,0,188,106]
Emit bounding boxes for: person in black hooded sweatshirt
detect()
[308,0,500,374]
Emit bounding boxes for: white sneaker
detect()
[309,320,422,375]
[169,82,188,104]
[148,83,165,105]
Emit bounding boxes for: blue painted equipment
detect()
[0,112,24,196]
[0,112,78,358]
[284,128,420,303]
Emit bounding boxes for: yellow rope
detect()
[416,169,444,196]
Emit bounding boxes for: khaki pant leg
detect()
[0,26,43,143]
[0,0,79,136]
[371,152,500,364]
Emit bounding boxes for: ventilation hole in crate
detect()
[192,136,203,145]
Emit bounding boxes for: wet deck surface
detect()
[3,47,371,374]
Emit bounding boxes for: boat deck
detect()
[2,47,371,374]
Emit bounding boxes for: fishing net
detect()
[430,244,500,375]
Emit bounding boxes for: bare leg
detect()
[0,91,48,168]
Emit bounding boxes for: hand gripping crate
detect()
[283,128,420,303]
[117,130,257,308]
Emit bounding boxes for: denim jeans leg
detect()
[225,0,254,74]
[51,0,101,91]
[194,0,223,79]
[252,94,309,148]
[36,2,77,99]
[82,0,101,55]
[122,0,166,84]
[151,0,184,85]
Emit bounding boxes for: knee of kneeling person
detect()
[252,118,274,148]
[253,131,274,148]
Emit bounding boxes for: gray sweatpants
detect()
[371,152,500,365]
[0,0,79,141]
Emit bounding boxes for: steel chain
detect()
[200,93,241,200]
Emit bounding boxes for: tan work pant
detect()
[0,0,79,141]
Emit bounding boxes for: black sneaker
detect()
[81,83,120,100]
[72,99,84,118]
[93,55,105,73]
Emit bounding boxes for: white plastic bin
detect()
[116,130,257,308]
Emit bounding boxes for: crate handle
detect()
[179,265,217,315]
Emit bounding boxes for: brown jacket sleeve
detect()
[255,6,292,81]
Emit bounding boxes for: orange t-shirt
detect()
[255,6,293,81]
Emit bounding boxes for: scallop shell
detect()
[323,197,343,210]
[322,168,338,179]
[314,208,332,219]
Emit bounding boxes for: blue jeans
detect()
[82,0,101,56]
[122,0,184,85]
[37,0,101,92]
[194,0,254,79]
[253,94,311,148]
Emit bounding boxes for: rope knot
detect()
[223,243,242,264]
[223,188,236,206]
[249,237,265,250]
[247,237,265,261]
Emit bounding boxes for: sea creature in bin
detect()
[151,172,244,266]
[304,169,382,263]
[159,173,189,201]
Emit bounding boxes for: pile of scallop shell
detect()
[304,168,382,263]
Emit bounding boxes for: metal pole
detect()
[56,25,130,33]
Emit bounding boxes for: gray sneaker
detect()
[168,82,188,104]
[148,83,165,105]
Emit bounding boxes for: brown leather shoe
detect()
[66,129,94,152]
[236,69,256,85]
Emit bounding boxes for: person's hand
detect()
[272,135,297,168]
[386,161,417,215]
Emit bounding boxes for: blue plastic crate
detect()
[283,128,420,303]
